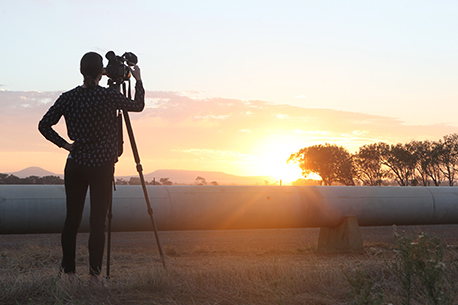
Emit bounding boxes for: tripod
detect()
[106,78,166,279]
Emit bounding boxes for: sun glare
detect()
[270,160,303,185]
[255,142,304,185]
[305,172,322,181]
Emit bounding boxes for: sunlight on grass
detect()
[1,229,458,304]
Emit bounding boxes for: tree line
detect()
[0,174,64,184]
[0,174,218,186]
[0,174,173,185]
[288,133,458,186]
[118,176,219,185]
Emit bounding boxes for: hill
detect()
[4,167,275,185]
[130,169,275,185]
[8,167,59,178]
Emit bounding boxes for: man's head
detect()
[80,52,103,88]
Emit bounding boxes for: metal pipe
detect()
[1,185,458,234]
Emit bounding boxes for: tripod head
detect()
[105,51,138,91]
[104,51,138,158]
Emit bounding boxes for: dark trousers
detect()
[61,158,114,275]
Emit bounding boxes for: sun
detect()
[261,158,322,185]
[254,143,304,185]
[270,160,303,185]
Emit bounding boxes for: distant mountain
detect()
[5,167,275,185]
[7,166,59,178]
[126,169,275,185]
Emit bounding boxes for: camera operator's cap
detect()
[80,52,103,77]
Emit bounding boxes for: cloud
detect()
[2,90,458,175]
[0,90,60,114]
[274,114,289,119]
[194,114,232,120]
[239,129,252,134]
[176,148,253,160]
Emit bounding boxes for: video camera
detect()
[105,51,138,83]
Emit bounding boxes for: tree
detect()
[128,177,141,185]
[437,134,458,186]
[159,178,173,185]
[0,173,8,184]
[288,143,355,186]
[21,175,41,184]
[291,178,321,186]
[427,141,445,186]
[380,143,418,186]
[0,174,63,184]
[409,140,443,186]
[195,176,207,185]
[116,178,128,185]
[353,143,389,186]
[4,174,22,184]
[40,175,64,184]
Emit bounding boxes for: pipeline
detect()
[1,185,458,234]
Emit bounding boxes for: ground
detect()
[1,225,458,304]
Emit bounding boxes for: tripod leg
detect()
[123,111,166,269]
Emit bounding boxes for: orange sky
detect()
[3,2,458,184]
[1,90,458,184]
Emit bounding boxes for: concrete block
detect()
[317,216,363,253]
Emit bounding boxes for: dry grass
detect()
[1,226,458,304]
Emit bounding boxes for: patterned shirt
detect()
[39,81,145,167]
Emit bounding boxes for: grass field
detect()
[1,226,458,304]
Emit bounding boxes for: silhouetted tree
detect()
[160,178,173,185]
[287,134,458,187]
[4,174,22,184]
[409,140,442,186]
[0,174,63,184]
[379,143,417,186]
[129,177,141,185]
[426,141,445,186]
[288,143,355,186]
[0,173,8,184]
[40,175,64,184]
[353,143,389,186]
[115,178,128,185]
[195,176,207,185]
[21,175,40,184]
[437,134,458,186]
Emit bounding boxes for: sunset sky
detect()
[2,1,458,184]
